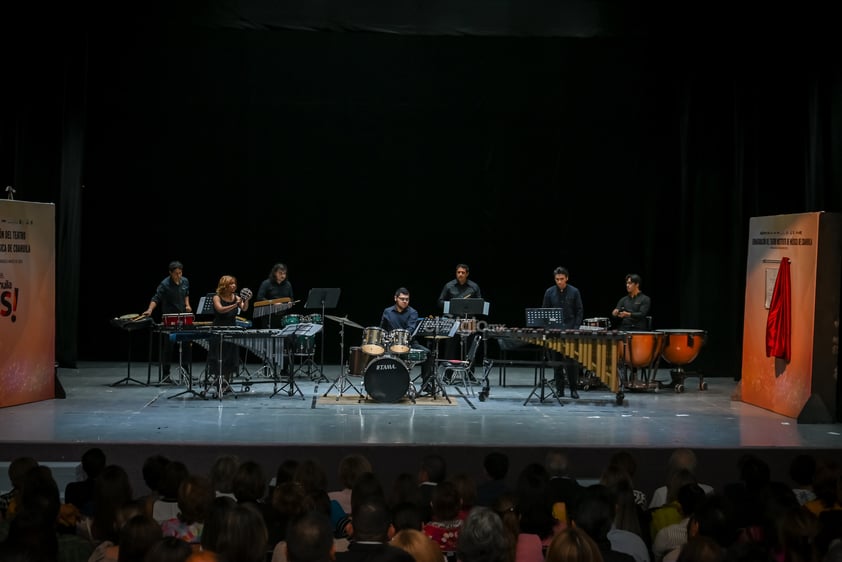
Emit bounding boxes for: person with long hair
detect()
[545,527,605,562]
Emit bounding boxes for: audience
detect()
[476,452,511,508]
[456,506,511,562]
[391,528,444,562]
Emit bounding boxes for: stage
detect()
[1,361,841,499]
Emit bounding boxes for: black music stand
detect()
[445,298,488,316]
[413,317,459,402]
[305,288,340,383]
[526,308,565,329]
[196,293,216,317]
[110,316,153,387]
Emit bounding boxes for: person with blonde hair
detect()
[208,274,251,386]
[545,527,605,562]
[391,528,445,562]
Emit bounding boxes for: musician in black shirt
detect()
[141,260,191,377]
[255,263,294,329]
[541,266,583,399]
[437,263,483,362]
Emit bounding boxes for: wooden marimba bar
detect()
[486,328,626,392]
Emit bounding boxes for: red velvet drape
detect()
[765,257,791,361]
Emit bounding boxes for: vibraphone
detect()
[192,328,287,380]
[483,327,626,394]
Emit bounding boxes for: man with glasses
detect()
[381,288,435,395]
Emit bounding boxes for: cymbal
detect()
[324,314,364,329]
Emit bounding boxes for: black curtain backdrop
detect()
[3,2,841,380]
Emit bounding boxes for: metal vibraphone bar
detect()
[484,328,625,393]
[193,329,287,379]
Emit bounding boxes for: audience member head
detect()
[276,459,300,486]
[483,452,509,481]
[159,461,190,501]
[392,528,445,562]
[144,535,193,562]
[232,460,267,503]
[391,502,424,532]
[607,450,638,482]
[200,496,237,553]
[81,447,107,480]
[294,459,329,495]
[515,462,550,508]
[789,454,817,489]
[337,454,373,491]
[350,471,385,515]
[388,473,423,511]
[209,454,240,496]
[177,474,214,524]
[677,536,724,562]
[666,449,699,477]
[450,472,478,512]
[285,511,335,562]
[689,494,739,548]
[456,506,510,562]
[7,457,39,491]
[419,454,447,485]
[777,506,819,562]
[812,458,840,509]
[215,502,269,562]
[118,514,163,562]
[92,464,134,542]
[677,483,707,519]
[569,485,613,544]
[545,526,605,562]
[736,453,771,492]
[666,468,698,504]
[544,449,571,478]
[350,496,393,542]
[430,481,461,522]
[492,493,519,562]
[141,454,170,495]
[272,481,312,519]
[6,465,61,561]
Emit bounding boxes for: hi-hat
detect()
[325,315,364,329]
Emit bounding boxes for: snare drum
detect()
[305,314,323,324]
[361,327,386,355]
[389,329,411,354]
[363,355,410,403]
[583,317,610,330]
[348,346,372,376]
[283,314,301,326]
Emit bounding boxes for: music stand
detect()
[413,317,459,402]
[525,308,565,329]
[444,299,489,316]
[196,293,216,316]
[305,288,340,382]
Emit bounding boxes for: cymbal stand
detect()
[322,319,363,399]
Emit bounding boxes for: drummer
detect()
[611,273,651,331]
[255,263,294,329]
[380,287,435,395]
[541,266,583,399]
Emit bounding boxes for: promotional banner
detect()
[0,200,55,408]
[741,212,840,420]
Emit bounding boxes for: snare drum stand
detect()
[322,317,363,400]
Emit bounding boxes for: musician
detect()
[207,275,251,385]
[141,260,191,377]
[612,273,651,331]
[437,263,483,362]
[380,287,436,395]
[541,266,583,399]
[255,263,294,329]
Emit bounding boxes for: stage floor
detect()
[2,361,842,499]
[1,361,839,450]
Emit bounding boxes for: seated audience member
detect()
[144,535,193,562]
[652,484,706,562]
[0,457,39,521]
[423,481,463,553]
[336,497,413,562]
[65,448,107,517]
[570,486,635,562]
[788,453,817,506]
[209,455,240,499]
[649,469,698,543]
[649,449,712,510]
[545,527,605,562]
[456,507,511,562]
[215,503,269,562]
[475,452,511,508]
[116,514,163,562]
[284,511,336,562]
[153,461,190,524]
[330,454,373,516]
[161,474,215,545]
[391,528,445,562]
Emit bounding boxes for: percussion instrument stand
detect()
[168,341,203,399]
[204,331,238,401]
[523,349,563,406]
[111,327,149,387]
[423,336,451,403]
[322,318,363,399]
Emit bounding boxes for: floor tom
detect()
[361,327,386,355]
[348,346,371,376]
[363,355,410,402]
[389,329,411,354]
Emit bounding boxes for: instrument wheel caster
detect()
[583,384,590,391]
[615,392,624,405]
[700,381,708,391]
[478,391,487,402]
[675,384,684,393]
[243,386,251,392]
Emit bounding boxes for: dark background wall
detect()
[3,2,841,379]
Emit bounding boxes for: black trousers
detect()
[551,351,579,391]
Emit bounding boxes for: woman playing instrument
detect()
[208,275,251,385]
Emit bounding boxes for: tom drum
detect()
[361,327,386,355]
[389,329,411,354]
[348,346,371,376]
[658,329,707,366]
[363,355,410,403]
[283,314,301,326]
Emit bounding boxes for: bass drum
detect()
[363,356,410,403]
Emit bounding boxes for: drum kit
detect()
[354,326,430,403]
